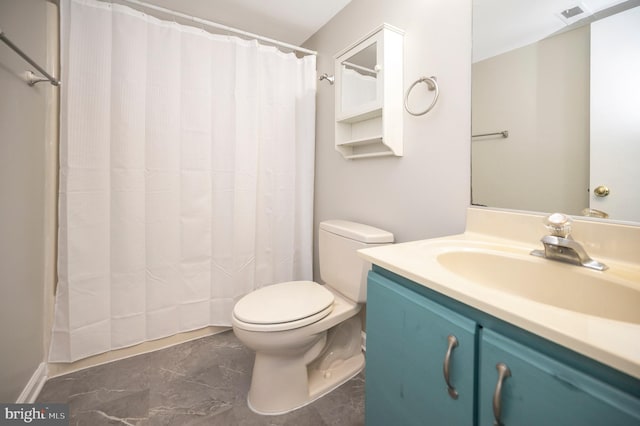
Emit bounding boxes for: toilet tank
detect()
[319,220,394,303]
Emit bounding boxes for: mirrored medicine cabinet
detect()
[334,24,404,159]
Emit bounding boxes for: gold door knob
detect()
[594,185,610,197]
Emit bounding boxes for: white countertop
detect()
[359,230,640,380]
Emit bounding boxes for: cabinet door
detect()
[478,328,640,426]
[365,272,476,426]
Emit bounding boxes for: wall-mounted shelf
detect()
[337,106,383,123]
[334,24,404,160]
[337,135,383,147]
[342,151,394,160]
[336,133,390,159]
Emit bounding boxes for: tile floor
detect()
[37,330,365,425]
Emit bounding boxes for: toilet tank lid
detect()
[320,220,394,244]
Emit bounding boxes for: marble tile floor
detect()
[37,330,365,426]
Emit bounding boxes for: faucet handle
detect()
[544,213,572,238]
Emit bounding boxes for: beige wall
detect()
[472,26,590,215]
[304,0,472,280]
[0,0,51,402]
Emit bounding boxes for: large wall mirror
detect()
[472,0,640,223]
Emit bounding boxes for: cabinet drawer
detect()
[479,328,640,426]
[365,271,476,426]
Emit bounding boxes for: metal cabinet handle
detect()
[442,335,459,399]
[492,363,511,426]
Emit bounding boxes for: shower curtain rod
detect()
[112,0,317,56]
[0,27,61,86]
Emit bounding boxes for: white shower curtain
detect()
[50,0,316,362]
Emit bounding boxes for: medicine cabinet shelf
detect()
[334,24,404,160]
[343,151,394,160]
[337,106,383,123]
[337,135,384,147]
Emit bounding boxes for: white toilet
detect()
[231,220,394,415]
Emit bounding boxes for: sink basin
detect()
[438,250,640,324]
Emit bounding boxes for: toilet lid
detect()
[233,281,335,326]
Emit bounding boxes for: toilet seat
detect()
[233,281,335,332]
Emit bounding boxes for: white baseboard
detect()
[16,362,48,403]
[48,326,229,378]
[361,331,367,352]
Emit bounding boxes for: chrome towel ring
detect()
[404,76,439,116]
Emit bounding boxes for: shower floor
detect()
[37,330,365,425]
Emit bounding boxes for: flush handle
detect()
[443,335,459,399]
[492,362,511,426]
[594,185,610,197]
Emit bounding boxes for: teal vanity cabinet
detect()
[478,328,640,426]
[365,267,640,426]
[365,270,476,426]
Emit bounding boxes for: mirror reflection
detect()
[340,42,378,113]
[472,0,640,223]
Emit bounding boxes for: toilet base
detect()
[308,351,364,401]
[247,351,364,416]
[246,316,365,416]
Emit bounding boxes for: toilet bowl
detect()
[231,220,394,415]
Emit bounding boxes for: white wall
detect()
[0,0,50,402]
[304,0,472,280]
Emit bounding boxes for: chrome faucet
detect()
[530,213,608,271]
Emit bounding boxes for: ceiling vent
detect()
[556,2,593,25]
[561,6,585,19]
